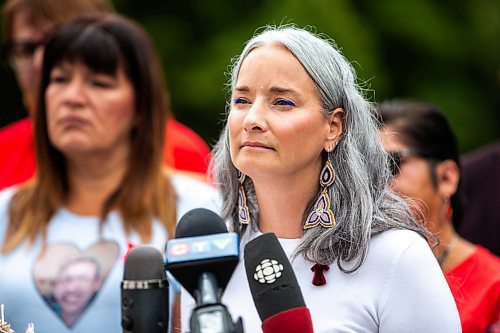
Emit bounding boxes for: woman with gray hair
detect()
[181,26,460,332]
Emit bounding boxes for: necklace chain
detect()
[437,236,458,267]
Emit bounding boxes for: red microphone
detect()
[244,233,314,333]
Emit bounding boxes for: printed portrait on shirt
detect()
[33,240,120,327]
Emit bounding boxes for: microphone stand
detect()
[189,273,243,333]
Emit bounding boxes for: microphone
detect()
[121,246,168,333]
[244,233,314,333]
[165,208,243,333]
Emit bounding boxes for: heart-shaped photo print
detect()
[33,241,120,327]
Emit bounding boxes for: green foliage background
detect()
[2,0,499,152]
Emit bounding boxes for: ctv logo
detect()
[168,237,232,257]
[169,243,190,256]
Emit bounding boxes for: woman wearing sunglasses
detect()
[378,99,500,333]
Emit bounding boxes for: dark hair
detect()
[4,14,176,252]
[377,99,464,229]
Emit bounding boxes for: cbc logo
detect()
[253,258,284,284]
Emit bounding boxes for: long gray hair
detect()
[212,25,430,273]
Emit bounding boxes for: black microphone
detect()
[121,246,168,333]
[165,208,243,333]
[244,233,314,333]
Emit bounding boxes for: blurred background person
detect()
[378,99,500,333]
[182,25,461,332]
[0,0,211,191]
[0,14,219,332]
[460,141,500,256]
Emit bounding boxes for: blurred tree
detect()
[360,0,500,151]
[2,0,498,151]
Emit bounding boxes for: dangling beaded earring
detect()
[237,171,250,225]
[304,148,336,229]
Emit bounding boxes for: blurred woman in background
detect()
[0,0,211,190]
[0,14,219,332]
[378,99,500,333]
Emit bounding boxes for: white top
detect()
[182,228,461,332]
[0,174,220,333]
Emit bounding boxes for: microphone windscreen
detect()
[262,307,314,333]
[175,208,227,238]
[123,246,166,281]
[244,233,306,322]
[166,208,238,298]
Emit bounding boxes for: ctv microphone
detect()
[165,208,243,333]
[121,246,168,333]
[244,233,314,333]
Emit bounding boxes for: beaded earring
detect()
[304,150,336,229]
[237,171,250,225]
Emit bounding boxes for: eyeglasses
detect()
[2,38,47,69]
[388,150,435,176]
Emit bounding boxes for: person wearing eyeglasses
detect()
[2,0,112,117]
[0,0,212,190]
[378,99,500,333]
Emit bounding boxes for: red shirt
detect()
[445,246,500,333]
[0,118,211,190]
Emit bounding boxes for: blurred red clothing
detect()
[0,117,211,190]
[445,246,500,333]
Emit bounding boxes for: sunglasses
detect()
[387,150,435,176]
